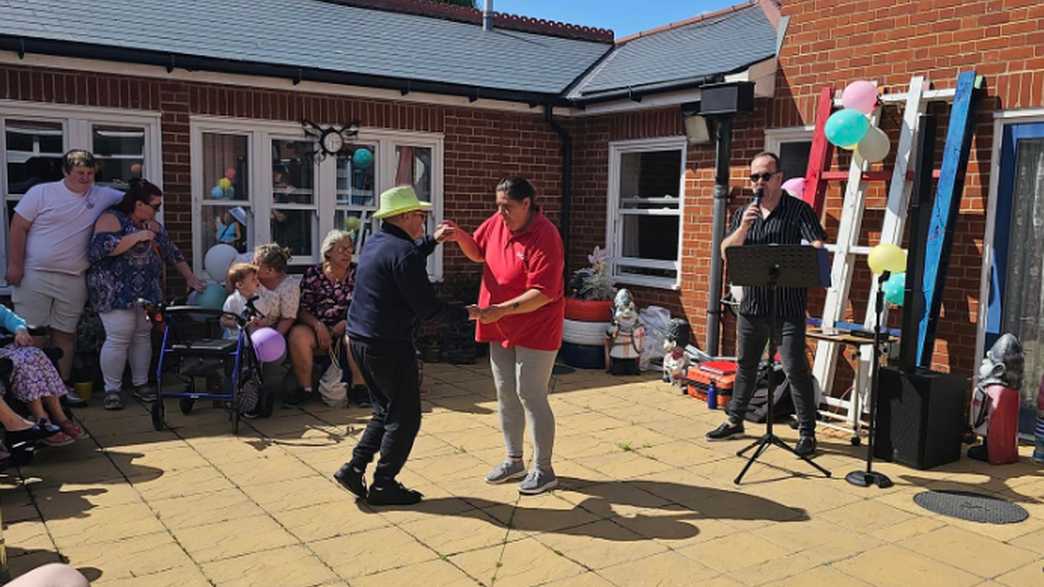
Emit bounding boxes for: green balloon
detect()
[882,272,906,306]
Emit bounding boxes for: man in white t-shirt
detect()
[6,150,125,405]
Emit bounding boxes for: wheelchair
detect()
[0,326,64,467]
[144,299,274,434]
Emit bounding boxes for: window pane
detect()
[5,120,64,195]
[334,209,374,255]
[779,141,812,182]
[202,204,252,255]
[93,126,144,189]
[203,133,249,201]
[620,215,679,261]
[619,150,681,210]
[615,264,676,279]
[272,139,315,205]
[336,144,377,207]
[395,146,432,202]
[271,209,314,257]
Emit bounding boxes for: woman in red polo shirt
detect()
[447,177,564,495]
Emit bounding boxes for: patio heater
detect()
[684,81,754,356]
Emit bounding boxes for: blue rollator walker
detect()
[144,299,274,433]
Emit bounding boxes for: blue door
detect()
[985,121,1044,430]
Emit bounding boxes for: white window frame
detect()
[605,136,687,290]
[976,107,1044,383]
[190,116,445,280]
[764,125,815,154]
[0,100,162,290]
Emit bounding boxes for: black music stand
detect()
[725,245,832,484]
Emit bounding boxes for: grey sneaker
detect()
[62,388,88,408]
[131,385,157,402]
[485,459,526,485]
[518,468,558,495]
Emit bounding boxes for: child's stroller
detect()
[145,298,274,433]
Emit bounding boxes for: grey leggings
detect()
[489,344,557,470]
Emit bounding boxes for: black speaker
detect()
[874,366,968,469]
[699,82,755,116]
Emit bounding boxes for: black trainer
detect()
[366,481,423,506]
[794,435,817,457]
[705,420,745,441]
[333,463,368,499]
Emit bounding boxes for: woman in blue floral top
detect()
[87,179,204,410]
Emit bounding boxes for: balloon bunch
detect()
[210,167,237,199]
[825,81,891,164]
[867,243,908,307]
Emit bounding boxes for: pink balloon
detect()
[842,80,879,115]
[781,177,806,200]
[251,327,286,363]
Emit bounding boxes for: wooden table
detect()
[806,327,898,445]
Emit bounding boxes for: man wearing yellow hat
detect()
[334,185,477,506]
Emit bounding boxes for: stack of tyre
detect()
[560,298,612,369]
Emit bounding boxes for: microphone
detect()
[754,187,765,206]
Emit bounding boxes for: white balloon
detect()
[856,125,891,163]
[204,244,239,282]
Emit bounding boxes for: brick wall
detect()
[774,0,1043,376]
[0,64,565,293]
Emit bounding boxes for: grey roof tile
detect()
[0,0,611,95]
[567,4,777,100]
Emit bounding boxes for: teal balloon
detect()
[210,186,224,199]
[352,148,373,169]
[882,272,906,306]
[825,108,870,149]
[197,283,227,310]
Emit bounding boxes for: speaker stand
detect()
[846,277,894,489]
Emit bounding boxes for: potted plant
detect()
[565,247,615,322]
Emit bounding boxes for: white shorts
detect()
[10,269,88,333]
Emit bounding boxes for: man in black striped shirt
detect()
[706,152,827,457]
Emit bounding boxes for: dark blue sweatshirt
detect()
[347,223,467,343]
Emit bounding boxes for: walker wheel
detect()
[151,399,166,431]
[178,398,195,415]
[850,436,861,446]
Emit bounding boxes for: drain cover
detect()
[913,490,1028,524]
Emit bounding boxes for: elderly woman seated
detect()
[0,303,81,447]
[286,229,366,406]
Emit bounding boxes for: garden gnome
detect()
[662,318,691,386]
[968,333,1023,465]
[605,289,644,375]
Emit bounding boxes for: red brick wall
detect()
[0,64,565,292]
[774,0,1044,376]
[569,105,769,353]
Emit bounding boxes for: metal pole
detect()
[705,115,733,355]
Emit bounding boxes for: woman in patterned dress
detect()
[87,179,204,410]
[287,229,365,405]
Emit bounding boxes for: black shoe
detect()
[61,388,88,408]
[705,420,745,441]
[794,435,817,457]
[349,385,371,408]
[333,463,368,499]
[366,481,423,506]
[282,387,308,408]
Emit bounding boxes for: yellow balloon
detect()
[867,243,908,274]
[218,177,232,190]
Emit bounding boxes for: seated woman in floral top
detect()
[87,179,204,410]
[287,229,364,405]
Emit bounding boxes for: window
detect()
[606,137,686,289]
[765,126,814,183]
[0,102,161,288]
[191,118,444,278]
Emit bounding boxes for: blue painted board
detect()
[916,71,981,366]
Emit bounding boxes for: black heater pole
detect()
[705,115,733,356]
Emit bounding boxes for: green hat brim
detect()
[372,201,432,220]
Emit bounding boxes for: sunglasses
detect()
[749,172,780,183]
[142,201,162,212]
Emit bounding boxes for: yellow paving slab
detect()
[170,513,298,563]
[199,545,338,586]
[309,525,439,579]
[60,531,194,582]
[450,537,587,587]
